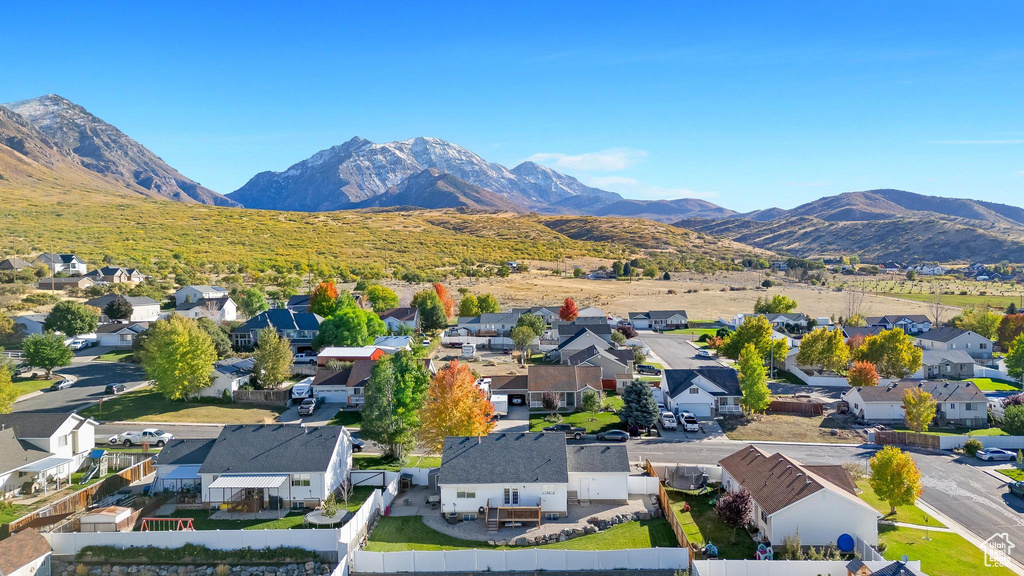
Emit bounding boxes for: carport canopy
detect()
[208,474,289,489]
[162,465,201,481]
[20,456,73,473]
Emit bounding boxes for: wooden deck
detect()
[484,505,542,532]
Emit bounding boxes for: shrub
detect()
[1002,405,1024,436]
[963,438,983,457]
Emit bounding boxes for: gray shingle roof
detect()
[921,348,976,366]
[86,294,159,309]
[155,438,215,466]
[0,412,77,438]
[233,309,322,334]
[866,315,931,326]
[176,297,232,311]
[557,322,611,337]
[439,433,569,485]
[853,380,986,403]
[0,428,49,474]
[566,444,629,474]
[198,425,343,474]
[916,326,977,343]
[649,310,688,320]
[664,367,741,398]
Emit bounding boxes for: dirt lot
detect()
[719,413,866,444]
[391,268,944,321]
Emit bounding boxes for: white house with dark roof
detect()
[866,315,932,335]
[199,357,255,399]
[0,412,98,497]
[377,307,419,333]
[842,380,987,427]
[85,266,146,284]
[628,310,688,331]
[720,445,880,546]
[914,327,993,360]
[511,306,558,324]
[0,528,52,576]
[555,328,612,360]
[175,297,237,323]
[153,438,215,492]
[563,345,633,382]
[661,367,743,418]
[85,294,160,323]
[12,314,46,337]
[34,253,87,276]
[438,432,629,529]
[456,312,522,337]
[174,285,229,306]
[96,322,148,348]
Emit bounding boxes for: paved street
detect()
[13,359,149,413]
[641,331,723,370]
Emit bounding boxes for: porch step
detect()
[567,490,579,505]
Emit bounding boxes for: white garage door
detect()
[674,402,711,418]
[316,389,349,403]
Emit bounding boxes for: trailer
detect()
[491,394,508,418]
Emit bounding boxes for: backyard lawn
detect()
[12,377,58,397]
[352,454,442,471]
[892,426,1007,437]
[328,410,363,428]
[663,328,719,338]
[364,516,676,552]
[666,487,757,560]
[345,486,375,511]
[719,414,863,444]
[968,378,1021,392]
[997,469,1024,481]
[603,392,624,411]
[855,480,944,527]
[145,510,307,531]
[80,389,283,424]
[94,349,136,363]
[529,410,623,434]
[880,525,1015,576]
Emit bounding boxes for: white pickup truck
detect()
[108,428,173,447]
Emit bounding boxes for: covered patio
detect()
[207,473,291,518]
[15,456,74,497]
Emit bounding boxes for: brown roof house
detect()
[720,445,880,547]
[526,365,602,410]
[0,527,51,576]
[311,359,375,406]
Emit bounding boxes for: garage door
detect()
[316,389,349,403]
[674,402,711,418]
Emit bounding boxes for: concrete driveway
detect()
[495,405,530,433]
[277,402,343,425]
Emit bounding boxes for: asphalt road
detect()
[13,359,149,414]
[642,331,723,370]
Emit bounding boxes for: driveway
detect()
[495,405,530,433]
[642,332,724,370]
[13,360,148,414]
[277,402,343,425]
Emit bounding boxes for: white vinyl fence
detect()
[45,528,342,559]
[976,366,1012,380]
[627,475,660,495]
[691,559,924,576]
[351,468,434,488]
[938,435,1024,451]
[353,547,689,573]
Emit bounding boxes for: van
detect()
[659,411,678,430]
[461,343,476,358]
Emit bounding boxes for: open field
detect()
[719,414,865,444]
[835,277,1024,310]
[80,388,283,424]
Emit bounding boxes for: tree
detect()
[902,387,937,433]
[753,294,798,314]
[238,287,269,317]
[715,489,753,542]
[104,296,134,321]
[196,317,232,359]
[617,325,638,339]
[252,329,293,389]
[458,294,480,317]
[612,261,624,277]
[847,361,879,387]
[140,316,217,400]
[309,281,340,317]
[541,391,560,414]
[737,343,772,413]
[720,315,788,363]
[869,446,922,514]
[0,312,13,342]
[433,283,455,318]
[559,297,579,322]
[511,326,536,365]
[795,328,850,373]
[23,333,73,378]
[582,389,602,420]
[517,313,546,338]
[413,290,448,332]
[1003,405,1024,436]
[44,301,98,337]
[361,350,430,459]
[0,365,16,414]
[364,285,399,313]
[417,360,495,453]
[846,314,868,328]
[477,294,499,314]
[1006,334,1024,383]
[313,307,386,349]
[854,329,923,379]
[631,345,646,365]
[619,380,659,430]
[663,271,671,280]
[611,330,627,346]
[998,314,1024,348]
[622,262,633,277]
[951,307,1002,340]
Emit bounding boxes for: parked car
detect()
[14,363,31,377]
[659,411,678,430]
[596,430,630,442]
[108,428,172,447]
[543,423,586,440]
[680,411,700,433]
[105,383,127,394]
[510,395,525,405]
[696,349,716,358]
[69,339,87,351]
[50,379,73,391]
[657,402,666,413]
[977,448,1017,462]
[636,364,662,376]
[351,438,366,453]
[297,397,319,416]
[293,352,318,365]
[1010,481,1024,499]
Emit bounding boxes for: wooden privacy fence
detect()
[768,400,824,416]
[2,458,154,537]
[644,459,692,564]
[232,388,290,405]
[874,430,941,450]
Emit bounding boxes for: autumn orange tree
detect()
[309,281,340,317]
[433,283,456,318]
[847,360,879,387]
[558,297,579,322]
[418,360,495,453]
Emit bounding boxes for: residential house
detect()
[661,367,743,418]
[0,528,51,576]
[841,325,885,340]
[485,366,602,410]
[456,312,521,337]
[34,253,87,276]
[197,424,353,511]
[556,321,612,344]
[727,313,810,333]
[175,297,238,323]
[84,266,146,284]
[865,315,932,335]
[913,349,976,380]
[286,294,311,314]
[720,445,880,546]
[153,438,215,492]
[86,295,161,323]
[576,306,606,318]
[563,345,633,387]
[438,432,629,527]
[628,310,688,331]
[377,307,419,333]
[174,285,229,306]
[37,276,94,291]
[372,335,412,353]
[0,412,98,497]
[554,328,613,361]
[231,309,323,352]
[587,270,610,280]
[881,261,904,273]
[627,312,651,330]
[317,346,385,366]
[841,380,987,427]
[915,327,993,360]
[912,264,948,276]
[96,322,148,348]
[12,314,46,337]
[0,257,32,271]
[511,306,557,324]
[311,359,374,405]
[200,358,255,399]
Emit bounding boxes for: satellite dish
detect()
[837,533,855,552]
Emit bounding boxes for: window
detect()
[761,510,768,523]
[689,387,699,395]
[353,388,364,396]
[456,491,476,499]
[981,343,989,349]
[292,473,311,487]
[504,488,519,505]
[462,513,477,521]
[965,403,976,411]
[56,435,68,448]
[545,512,560,521]
[291,501,306,510]
[120,334,133,343]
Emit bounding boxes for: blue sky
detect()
[2,1,1023,209]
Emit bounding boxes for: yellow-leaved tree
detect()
[417,360,495,454]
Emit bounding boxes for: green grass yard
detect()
[12,377,58,397]
[665,487,757,560]
[94,349,136,363]
[880,525,1015,576]
[663,328,719,338]
[968,378,1021,392]
[81,388,283,424]
[364,515,676,552]
[328,410,362,428]
[997,469,1024,481]
[145,510,307,531]
[529,410,623,434]
[856,480,944,527]
[352,454,442,471]
[892,426,1008,437]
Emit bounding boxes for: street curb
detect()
[13,371,71,403]
[744,440,874,448]
[102,420,227,428]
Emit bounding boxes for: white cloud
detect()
[583,175,717,201]
[526,148,647,172]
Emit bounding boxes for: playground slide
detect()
[79,463,100,484]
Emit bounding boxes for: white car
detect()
[977,448,1016,462]
[659,411,678,430]
[69,339,87,351]
[109,428,173,447]
[680,411,700,432]
[292,352,317,365]
[696,349,716,358]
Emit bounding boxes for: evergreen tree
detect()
[619,380,659,430]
